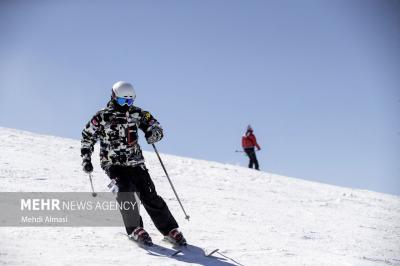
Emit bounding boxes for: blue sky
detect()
[0,0,399,195]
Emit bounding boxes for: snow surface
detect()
[0,127,399,266]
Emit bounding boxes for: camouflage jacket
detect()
[81,101,163,170]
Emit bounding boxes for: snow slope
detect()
[0,127,399,266]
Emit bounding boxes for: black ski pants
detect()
[244,147,259,170]
[108,164,178,236]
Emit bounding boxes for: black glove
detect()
[145,127,163,144]
[82,159,93,174]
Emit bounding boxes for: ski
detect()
[143,243,183,257]
[163,238,220,259]
[204,248,219,257]
[185,246,220,258]
[170,249,183,257]
[123,233,183,257]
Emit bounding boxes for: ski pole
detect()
[235,149,260,153]
[152,144,190,221]
[88,173,97,197]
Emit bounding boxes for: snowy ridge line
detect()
[2,125,397,199]
[0,126,397,198]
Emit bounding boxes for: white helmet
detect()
[112,81,136,99]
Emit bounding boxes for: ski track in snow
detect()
[0,127,399,266]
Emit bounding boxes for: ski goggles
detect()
[116,97,134,106]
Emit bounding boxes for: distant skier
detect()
[242,125,261,170]
[80,81,186,246]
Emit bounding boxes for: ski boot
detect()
[130,227,153,246]
[164,228,187,246]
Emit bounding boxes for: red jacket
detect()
[242,132,260,149]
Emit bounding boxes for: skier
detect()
[242,125,261,170]
[80,81,186,246]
